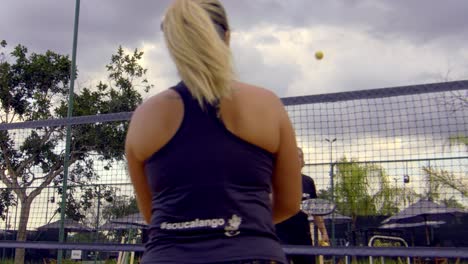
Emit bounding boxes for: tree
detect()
[424,166,443,202]
[440,197,465,210]
[65,187,136,231]
[444,134,468,199]
[333,157,396,229]
[434,79,468,207]
[102,194,139,221]
[449,135,468,150]
[389,184,419,209]
[423,166,467,199]
[100,194,140,242]
[0,40,152,263]
[59,184,117,226]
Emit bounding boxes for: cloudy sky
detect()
[1,0,468,98]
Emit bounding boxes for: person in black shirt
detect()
[275,147,330,264]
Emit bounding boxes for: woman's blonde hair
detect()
[162,0,234,106]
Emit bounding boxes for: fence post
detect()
[57,0,80,263]
[94,185,101,263]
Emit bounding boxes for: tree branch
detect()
[30,173,50,185]
[28,156,79,200]
[0,168,24,201]
[0,143,18,182]
[8,112,17,123]
[17,127,58,174]
[20,167,34,188]
[0,169,16,189]
[424,167,468,198]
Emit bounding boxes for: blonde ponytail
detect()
[162,0,234,106]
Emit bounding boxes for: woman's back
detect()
[137,81,287,263]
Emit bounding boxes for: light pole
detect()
[325,138,337,249]
[45,186,49,224]
[394,178,399,208]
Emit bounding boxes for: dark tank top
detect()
[141,82,287,263]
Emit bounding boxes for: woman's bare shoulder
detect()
[126,88,183,160]
[232,81,278,97]
[231,81,283,107]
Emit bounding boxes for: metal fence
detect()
[1,80,467,262]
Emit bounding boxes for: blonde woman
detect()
[125,0,302,263]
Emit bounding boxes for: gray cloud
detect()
[1,0,467,97]
[231,38,300,95]
[78,1,167,46]
[5,0,467,52]
[224,0,468,45]
[1,0,170,85]
[0,1,75,54]
[369,0,468,44]
[0,0,168,51]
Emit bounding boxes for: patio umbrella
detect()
[382,199,465,224]
[99,222,141,230]
[36,219,93,242]
[36,219,93,232]
[110,213,147,228]
[381,199,465,245]
[308,212,352,225]
[380,220,445,229]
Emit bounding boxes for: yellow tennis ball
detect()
[315,51,324,60]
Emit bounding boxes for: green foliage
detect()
[0,189,16,220]
[423,166,467,199]
[68,231,109,243]
[0,39,151,193]
[0,41,71,122]
[60,260,78,264]
[425,167,442,202]
[440,197,465,209]
[54,184,117,222]
[335,158,377,216]
[102,194,139,221]
[435,131,468,207]
[0,40,152,263]
[100,194,140,242]
[317,188,332,200]
[333,157,397,228]
[449,134,468,146]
